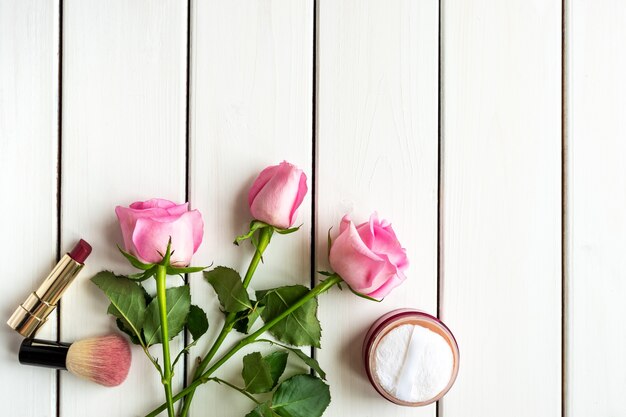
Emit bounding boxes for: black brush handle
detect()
[19,338,70,370]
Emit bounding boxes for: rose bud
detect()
[248,161,308,229]
[329,213,408,300]
[115,198,204,266]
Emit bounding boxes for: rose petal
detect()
[288,170,308,226]
[131,212,197,266]
[166,203,190,216]
[339,214,351,234]
[115,203,186,255]
[115,205,137,255]
[248,165,279,208]
[188,209,204,252]
[249,162,304,228]
[357,213,409,272]
[329,219,395,294]
[130,198,179,210]
[365,269,407,300]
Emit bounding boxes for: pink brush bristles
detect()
[66,334,131,387]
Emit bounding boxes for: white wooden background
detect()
[0,1,623,416]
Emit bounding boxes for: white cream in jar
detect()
[362,309,459,406]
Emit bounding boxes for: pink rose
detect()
[329,213,408,300]
[115,198,204,266]
[248,161,308,229]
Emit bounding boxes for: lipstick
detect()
[7,239,92,337]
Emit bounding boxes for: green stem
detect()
[156,264,175,417]
[210,377,261,404]
[179,227,273,417]
[243,227,273,287]
[145,275,342,417]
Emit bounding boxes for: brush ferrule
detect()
[19,338,70,370]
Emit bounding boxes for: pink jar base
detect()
[362,309,460,406]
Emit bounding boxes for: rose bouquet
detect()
[91,161,408,417]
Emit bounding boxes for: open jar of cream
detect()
[362,309,459,406]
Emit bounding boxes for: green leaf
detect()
[140,285,153,304]
[117,246,154,270]
[256,285,321,348]
[273,224,301,235]
[160,237,173,266]
[187,304,209,341]
[326,227,333,258]
[92,271,147,343]
[272,375,330,417]
[127,265,158,282]
[257,339,326,380]
[109,285,152,345]
[264,351,288,388]
[287,348,325,380]
[204,266,252,313]
[143,285,191,346]
[166,265,209,275]
[242,352,274,394]
[234,304,265,334]
[172,338,200,368]
[347,285,382,302]
[114,318,142,345]
[245,402,280,417]
[234,220,270,246]
[233,310,249,334]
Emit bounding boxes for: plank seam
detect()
[310,0,319,373]
[56,0,64,416]
[436,0,443,416]
[561,0,568,416]
[183,0,193,396]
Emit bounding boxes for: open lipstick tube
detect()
[7,239,92,338]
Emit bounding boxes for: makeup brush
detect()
[19,334,131,387]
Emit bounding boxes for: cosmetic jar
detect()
[362,309,459,406]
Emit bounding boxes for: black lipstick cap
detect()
[19,338,70,370]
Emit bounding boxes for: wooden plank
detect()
[567,1,626,415]
[59,1,188,415]
[0,1,59,415]
[186,1,313,416]
[440,1,561,416]
[316,1,439,416]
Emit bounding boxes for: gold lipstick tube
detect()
[7,239,92,338]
